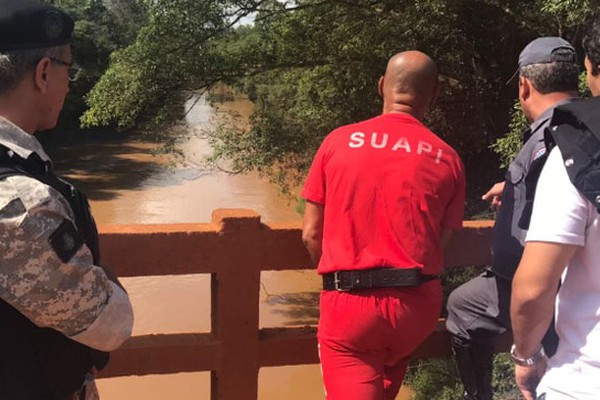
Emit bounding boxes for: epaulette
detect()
[0,144,48,181]
[545,97,600,212]
[0,145,23,180]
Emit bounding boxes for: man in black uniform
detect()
[445,37,580,400]
[0,1,133,399]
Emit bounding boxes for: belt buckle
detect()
[334,271,350,291]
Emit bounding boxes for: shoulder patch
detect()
[49,219,83,263]
[0,179,20,211]
[533,147,546,160]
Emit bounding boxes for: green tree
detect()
[205,0,594,205]
[42,0,148,130]
[489,0,597,165]
[490,100,529,169]
[81,0,262,131]
[81,0,599,213]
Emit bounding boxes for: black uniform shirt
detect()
[491,99,575,280]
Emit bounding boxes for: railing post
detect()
[210,210,262,400]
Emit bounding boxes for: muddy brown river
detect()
[45,94,413,399]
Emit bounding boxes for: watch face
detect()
[43,11,63,40]
[510,344,545,366]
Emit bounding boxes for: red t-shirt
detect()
[302,113,465,275]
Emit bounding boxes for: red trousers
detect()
[318,281,442,400]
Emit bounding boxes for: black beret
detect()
[0,0,74,51]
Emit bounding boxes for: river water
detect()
[45,94,413,399]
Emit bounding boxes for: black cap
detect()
[507,37,578,84]
[0,0,74,51]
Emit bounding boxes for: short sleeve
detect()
[526,148,593,246]
[0,175,133,351]
[441,157,466,229]
[530,137,547,163]
[301,137,330,205]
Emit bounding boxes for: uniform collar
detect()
[0,116,51,162]
[530,97,576,134]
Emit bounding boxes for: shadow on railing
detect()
[97,209,498,400]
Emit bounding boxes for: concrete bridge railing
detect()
[97,209,497,400]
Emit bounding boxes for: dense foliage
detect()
[42,0,148,130]
[79,0,599,214]
[40,1,600,208]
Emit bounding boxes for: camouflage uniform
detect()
[0,117,133,399]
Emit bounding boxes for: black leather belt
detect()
[322,267,439,291]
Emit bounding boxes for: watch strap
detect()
[510,344,546,367]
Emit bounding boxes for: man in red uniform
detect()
[302,51,466,400]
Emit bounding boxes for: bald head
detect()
[379,51,439,117]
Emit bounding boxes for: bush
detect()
[405,353,520,400]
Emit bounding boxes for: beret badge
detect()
[0,1,74,51]
[42,11,64,40]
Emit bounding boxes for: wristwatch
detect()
[510,344,546,367]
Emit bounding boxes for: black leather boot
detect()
[470,341,493,400]
[451,335,480,400]
[450,335,493,400]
